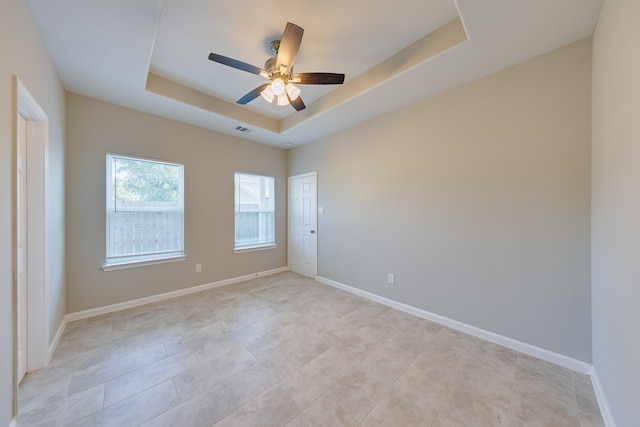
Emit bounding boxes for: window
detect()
[235,172,275,250]
[104,154,184,268]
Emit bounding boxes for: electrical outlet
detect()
[196,264,202,273]
[388,273,395,284]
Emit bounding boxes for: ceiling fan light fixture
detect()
[271,77,286,96]
[260,86,274,103]
[208,22,345,112]
[276,93,289,106]
[285,83,300,101]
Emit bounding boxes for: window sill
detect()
[102,254,187,271]
[234,244,276,254]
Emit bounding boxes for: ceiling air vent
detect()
[234,126,252,133]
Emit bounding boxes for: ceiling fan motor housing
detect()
[264,56,292,80]
[269,40,280,55]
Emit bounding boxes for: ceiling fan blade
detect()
[208,53,265,77]
[276,22,304,73]
[287,93,306,111]
[292,73,345,85]
[237,83,270,105]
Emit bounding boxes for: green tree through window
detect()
[113,157,180,203]
[105,154,184,267]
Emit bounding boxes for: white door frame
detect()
[16,113,27,384]
[288,171,318,278]
[14,78,50,392]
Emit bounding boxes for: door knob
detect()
[310,230,315,234]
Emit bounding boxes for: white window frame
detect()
[234,172,276,252]
[103,153,185,270]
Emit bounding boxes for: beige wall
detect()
[65,94,287,313]
[289,39,592,361]
[0,4,615,424]
[592,0,640,425]
[0,0,66,424]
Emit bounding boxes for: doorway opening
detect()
[14,77,50,398]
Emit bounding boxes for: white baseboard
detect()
[48,315,68,363]
[49,267,289,356]
[316,275,592,374]
[65,267,288,323]
[43,268,615,426]
[590,367,617,427]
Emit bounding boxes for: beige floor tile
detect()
[288,391,359,427]
[110,305,174,332]
[165,322,258,358]
[573,371,605,426]
[103,350,198,406]
[19,376,71,415]
[77,327,130,354]
[173,345,256,400]
[19,366,74,414]
[220,303,280,330]
[19,272,604,427]
[360,381,442,427]
[250,310,318,337]
[209,359,282,416]
[299,344,359,380]
[141,384,226,427]
[317,366,392,424]
[506,391,581,427]
[516,354,574,388]
[579,414,607,427]
[377,308,443,343]
[107,324,185,358]
[67,380,179,427]
[213,383,302,427]
[68,342,167,394]
[19,383,104,427]
[277,353,343,409]
[432,375,512,427]
[162,321,234,356]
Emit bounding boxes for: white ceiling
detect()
[27,0,603,148]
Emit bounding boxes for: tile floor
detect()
[19,272,605,427]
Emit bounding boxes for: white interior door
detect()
[17,114,28,383]
[288,172,317,278]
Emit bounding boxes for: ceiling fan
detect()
[208,22,345,112]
